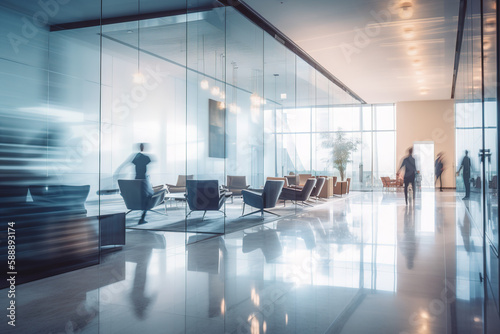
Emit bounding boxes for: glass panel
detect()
[186,6,225,234]
[483,0,498,256]
[0,1,101,287]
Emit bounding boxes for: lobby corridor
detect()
[3,191,499,334]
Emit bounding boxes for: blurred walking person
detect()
[456,150,471,200]
[397,147,417,205]
[435,152,444,192]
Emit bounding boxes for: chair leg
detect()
[186,210,193,218]
[302,201,313,207]
[126,210,132,215]
[242,202,245,216]
[218,210,227,217]
[263,209,280,217]
[241,209,262,218]
[202,211,207,221]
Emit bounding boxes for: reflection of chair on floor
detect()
[225,175,250,202]
[166,174,193,193]
[280,178,316,206]
[242,228,282,262]
[241,180,284,218]
[186,180,227,220]
[118,179,166,224]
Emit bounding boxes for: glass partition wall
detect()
[1,0,401,247]
[454,0,499,318]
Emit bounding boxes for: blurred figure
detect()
[132,143,151,180]
[435,152,444,192]
[114,143,154,185]
[456,150,472,200]
[397,147,417,205]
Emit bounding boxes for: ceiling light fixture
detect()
[419,87,429,95]
[412,59,422,66]
[398,1,414,19]
[132,4,145,85]
[407,45,418,56]
[402,25,415,39]
[200,35,209,90]
[415,69,423,75]
[485,18,496,32]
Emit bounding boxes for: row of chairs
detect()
[118,176,327,222]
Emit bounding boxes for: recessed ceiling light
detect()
[419,87,429,95]
[407,45,418,56]
[415,70,423,75]
[412,59,422,66]
[402,26,415,39]
[485,18,496,32]
[483,40,492,50]
[398,1,414,19]
[417,78,424,83]
[127,30,133,34]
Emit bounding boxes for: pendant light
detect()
[200,35,209,90]
[133,2,145,84]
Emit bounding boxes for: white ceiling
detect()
[3,0,461,104]
[244,0,461,104]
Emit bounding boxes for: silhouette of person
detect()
[397,147,417,205]
[435,152,444,192]
[113,143,155,187]
[132,143,151,180]
[456,150,471,200]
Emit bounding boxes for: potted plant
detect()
[322,130,359,181]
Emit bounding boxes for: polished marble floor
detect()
[2,190,500,333]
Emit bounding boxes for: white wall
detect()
[396,100,456,188]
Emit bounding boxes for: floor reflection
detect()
[3,191,499,333]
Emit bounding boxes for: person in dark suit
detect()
[435,152,444,192]
[397,147,417,205]
[456,150,472,200]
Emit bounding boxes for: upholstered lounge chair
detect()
[118,179,166,224]
[280,178,316,206]
[166,174,193,193]
[186,180,227,220]
[241,180,284,218]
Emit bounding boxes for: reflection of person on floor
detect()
[435,152,444,192]
[456,150,471,200]
[397,147,417,205]
[400,205,417,269]
[128,231,164,319]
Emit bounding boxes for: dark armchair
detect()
[309,177,326,201]
[280,178,316,206]
[118,179,166,224]
[186,180,227,220]
[166,174,193,193]
[241,180,284,218]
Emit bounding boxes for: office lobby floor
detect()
[3,190,500,333]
